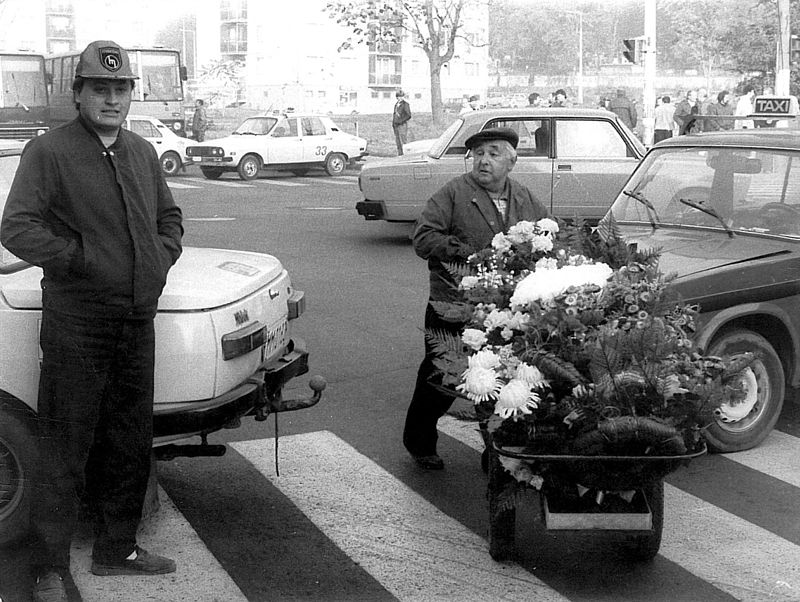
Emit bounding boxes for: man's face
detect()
[555,92,566,103]
[75,78,133,135]
[687,90,697,104]
[471,141,516,192]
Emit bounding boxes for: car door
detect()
[266,117,304,164]
[551,118,641,221]
[128,118,163,153]
[300,117,333,163]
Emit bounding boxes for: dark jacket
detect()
[1,116,183,318]
[392,99,411,127]
[673,99,700,134]
[703,101,734,131]
[609,95,637,129]
[414,173,549,302]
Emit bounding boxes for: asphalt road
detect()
[3,165,800,602]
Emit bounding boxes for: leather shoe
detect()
[412,454,445,470]
[32,570,67,602]
[91,546,176,576]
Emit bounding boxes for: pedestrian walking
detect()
[704,90,735,131]
[403,128,549,470]
[654,95,676,143]
[392,90,412,155]
[735,85,755,129]
[608,89,638,130]
[673,89,700,135]
[459,94,481,116]
[1,40,183,602]
[191,99,208,141]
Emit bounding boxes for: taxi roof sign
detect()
[752,96,799,116]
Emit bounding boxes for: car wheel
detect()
[200,167,223,180]
[0,410,36,547]
[160,151,182,177]
[238,154,260,180]
[704,329,785,453]
[324,152,346,176]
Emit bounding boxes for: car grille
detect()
[187,146,223,157]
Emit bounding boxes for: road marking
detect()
[253,178,306,187]
[166,181,201,189]
[298,177,357,186]
[725,430,800,488]
[70,486,248,602]
[198,179,254,188]
[438,415,800,601]
[232,431,569,602]
[185,217,236,221]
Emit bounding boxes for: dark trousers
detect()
[31,309,155,572]
[403,303,464,456]
[393,123,408,155]
[654,129,672,143]
[192,129,205,142]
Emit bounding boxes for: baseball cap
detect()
[74,40,138,82]
[464,127,519,150]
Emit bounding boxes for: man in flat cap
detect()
[403,127,549,469]
[1,40,182,601]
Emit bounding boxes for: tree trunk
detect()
[429,67,445,126]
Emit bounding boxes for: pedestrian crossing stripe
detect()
[64,425,800,601]
[166,181,201,189]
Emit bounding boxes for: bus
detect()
[46,47,188,136]
[0,52,49,139]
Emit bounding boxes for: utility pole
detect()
[642,0,657,146]
[776,0,790,95]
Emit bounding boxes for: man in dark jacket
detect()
[674,89,700,135]
[1,40,183,602]
[403,128,549,469]
[392,90,412,155]
[609,89,638,130]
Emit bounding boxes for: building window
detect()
[221,0,247,21]
[465,62,479,77]
[221,22,247,54]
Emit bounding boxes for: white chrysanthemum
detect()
[510,262,613,308]
[457,367,501,402]
[537,218,560,234]
[468,348,501,370]
[491,232,512,253]
[506,221,538,244]
[500,327,514,341]
[535,257,558,271]
[460,275,480,290]
[529,234,554,253]
[505,311,531,331]
[515,363,547,387]
[461,328,488,351]
[494,379,540,418]
[483,309,511,330]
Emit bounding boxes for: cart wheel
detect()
[487,448,516,561]
[623,480,664,561]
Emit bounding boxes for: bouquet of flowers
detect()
[430,218,752,483]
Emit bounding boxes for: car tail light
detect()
[288,290,305,320]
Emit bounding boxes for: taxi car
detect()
[124,114,191,177]
[0,143,325,545]
[357,107,645,224]
[186,113,368,180]
[603,101,800,453]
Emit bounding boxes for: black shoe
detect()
[412,453,445,470]
[91,546,176,576]
[32,570,67,602]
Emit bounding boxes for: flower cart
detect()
[429,218,753,562]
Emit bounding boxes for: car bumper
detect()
[356,200,387,220]
[153,337,310,441]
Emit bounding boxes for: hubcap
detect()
[716,367,760,425]
[244,161,257,177]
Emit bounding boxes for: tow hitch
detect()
[255,375,327,421]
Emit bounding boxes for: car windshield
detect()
[233,117,277,135]
[429,119,466,157]
[0,153,27,271]
[608,146,800,238]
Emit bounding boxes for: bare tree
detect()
[326,0,487,124]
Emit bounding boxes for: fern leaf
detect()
[429,300,473,324]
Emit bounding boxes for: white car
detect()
[186,113,368,180]
[124,114,191,177]
[0,144,325,545]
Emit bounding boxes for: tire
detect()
[704,329,785,453]
[159,151,182,177]
[622,480,664,561]
[324,152,346,176]
[0,410,36,547]
[200,167,223,180]
[237,154,260,180]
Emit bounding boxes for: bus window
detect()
[0,55,48,108]
[130,51,182,102]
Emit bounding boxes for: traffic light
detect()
[791,35,800,65]
[622,38,642,64]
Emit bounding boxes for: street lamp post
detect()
[563,10,584,105]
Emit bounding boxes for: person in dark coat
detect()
[392,90,412,155]
[609,89,638,130]
[1,40,183,602]
[403,128,550,469]
[674,89,700,135]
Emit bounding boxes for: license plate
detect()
[263,320,288,360]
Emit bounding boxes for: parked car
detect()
[186,113,368,180]
[0,143,325,545]
[124,114,191,177]
[603,118,800,453]
[356,108,645,224]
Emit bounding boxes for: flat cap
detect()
[464,127,519,150]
